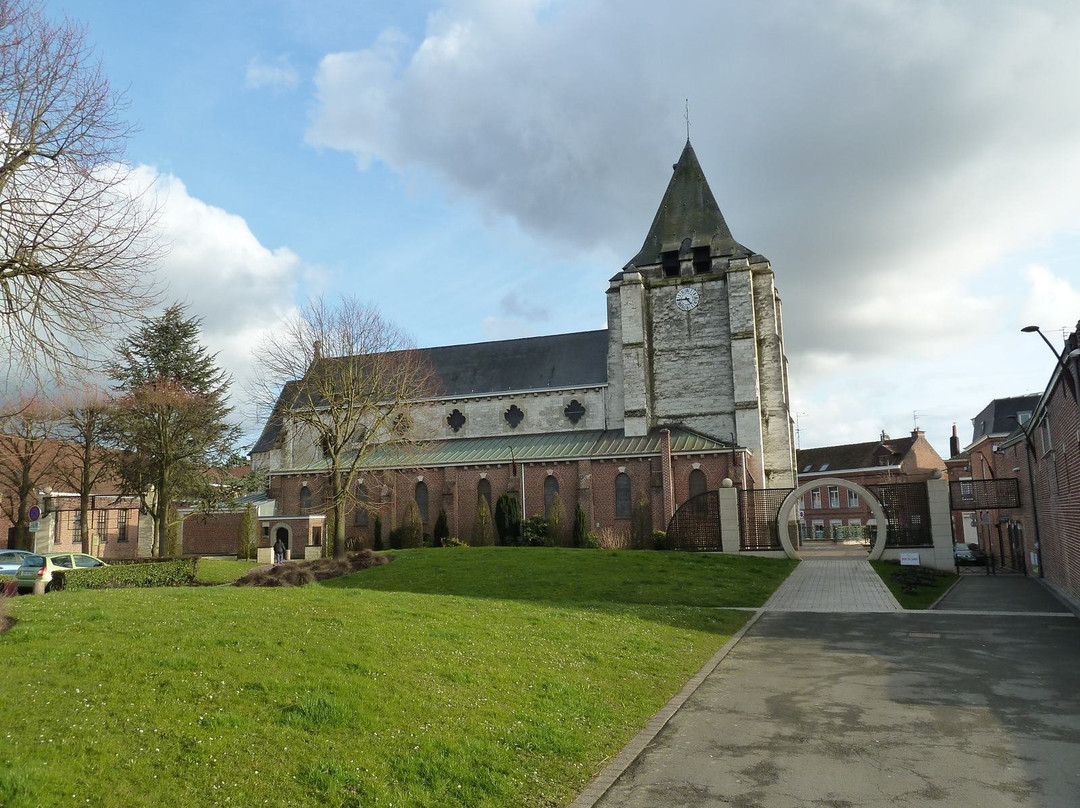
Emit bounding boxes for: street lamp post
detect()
[1022,325,1080,404]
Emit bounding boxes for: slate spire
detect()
[625,140,751,269]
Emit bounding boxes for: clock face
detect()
[675,287,700,312]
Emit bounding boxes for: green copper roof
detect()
[625,140,752,269]
[351,427,734,470]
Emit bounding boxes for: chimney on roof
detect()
[949,424,960,459]
[880,430,889,441]
[313,340,323,362]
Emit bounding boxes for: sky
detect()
[39,0,1080,458]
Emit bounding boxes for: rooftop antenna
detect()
[795,412,806,449]
[684,98,690,141]
[913,409,924,431]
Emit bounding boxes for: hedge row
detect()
[56,558,198,591]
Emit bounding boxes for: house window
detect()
[959,480,975,500]
[299,486,312,514]
[1017,410,1032,425]
[415,481,429,524]
[811,490,822,509]
[615,473,632,519]
[97,511,108,543]
[477,479,492,511]
[544,475,559,514]
[312,526,322,546]
[828,486,839,508]
[847,490,859,508]
[1039,416,1053,456]
[811,519,825,538]
[72,511,82,544]
[118,510,129,542]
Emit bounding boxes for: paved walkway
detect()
[762,558,902,612]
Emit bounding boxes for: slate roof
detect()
[622,140,754,272]
[969,394,1041,446]
[268,427,734,472]
[251,330,610,455]
[424,330,608,396]
[797,437,915,475]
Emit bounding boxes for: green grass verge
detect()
[870,560,959,609]
[0,549,794,808]
[331,546,798,608]
[195,558,261,584]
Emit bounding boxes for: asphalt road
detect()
[593,608,1080,807]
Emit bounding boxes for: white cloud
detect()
[245,55,300,92]
[1020,264,1080,335]
[305,0,1080,363]
[134,166,305,433]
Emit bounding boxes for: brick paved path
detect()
[762,558,902,612]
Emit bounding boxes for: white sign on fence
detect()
[899,552,921,566]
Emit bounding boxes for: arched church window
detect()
[477,478,492,511]
[415,481,429,524]
[689,469,707,499]
[354,484,369,526]
[615,473,631,519]
[544,475,559,514]
[693,246,711,274]
[662,250,680,278]
[299,485,311,514]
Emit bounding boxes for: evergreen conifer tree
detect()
[471,497,495,546]
[433,509,449,547]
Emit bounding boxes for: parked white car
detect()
[14,552,108,593]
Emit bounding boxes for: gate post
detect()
[926,476,955,571]
[719,482,741,553]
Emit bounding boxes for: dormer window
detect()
[693,246,711,274]
[662,251,680,278]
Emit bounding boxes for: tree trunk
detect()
[332,469,347,559]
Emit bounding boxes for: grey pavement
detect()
[572,567,1080,808]
[763,559,902,613]
[934,574,1071,614]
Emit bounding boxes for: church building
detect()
[251,141,796,554]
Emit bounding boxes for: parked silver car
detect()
[0,549,34,575]
[14,552,108,593]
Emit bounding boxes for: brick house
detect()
[796,429,946,540]
[974,324,1080,607]
[251,141,797,556]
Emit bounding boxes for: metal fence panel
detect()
[739,487,795,551]
[665,491,722,552]
[949,478,1021,510]
[867,482,932,548]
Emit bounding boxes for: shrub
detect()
[522,515,552,546]
[494,492,522,545]
[401,501,423,548]
[889,566,944,594]
[630,494,652,549]
[652,530,670,551]
[442,536,468,547]
[387,526,405,550]
[581,531,600,549]
[57,557,199,591]
[572,503,589,548]
[595,525,630,550]
[545,492,567,546]
[373,515,383,551]
[471,498,495,546]
[237,505,258,561]
[432,509,449,547]
[235,550,391,587]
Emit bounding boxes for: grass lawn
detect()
[195,558,262,584]
[870,560,959,609]
[0,548,795,808]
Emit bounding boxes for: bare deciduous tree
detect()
[0,0,160,382]
[254,297,436,559]
[53,385,112,554]
[0,395,60,550]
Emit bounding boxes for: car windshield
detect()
[20,555,45,568]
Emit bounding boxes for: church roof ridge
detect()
[624,139,752,270]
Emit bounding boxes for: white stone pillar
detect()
[719,484,741,554]
[926,477,955,571]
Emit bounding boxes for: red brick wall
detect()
[183,512,244,556]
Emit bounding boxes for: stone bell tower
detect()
[606,140,796,488]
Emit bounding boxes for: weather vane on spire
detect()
[684,98,690,141]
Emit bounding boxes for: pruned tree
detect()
[53,385,112,554]
[546,491,566,546]
[0,395,61,550]
[0,0,160,383]
[254,296,436,559]
[107,305,238,556]
[471,496,494,547]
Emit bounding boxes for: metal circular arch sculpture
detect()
[774,477,889,561]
